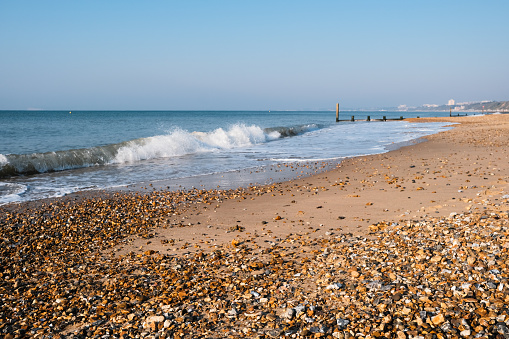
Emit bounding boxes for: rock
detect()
[227,308,238,319]
[337,319,350,329]
[401,307,412,315]
[440,321,453,333]
[310,325,327,333]
[460,329,471,337]
[326,282,344,290]
[494,323,509,338]
[143,315,165,331]
[294,304,306,316]
[284,308,296,320]
[431,314,445,325]
[267,329,283,338]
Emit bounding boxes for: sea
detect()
[0,110,464,205]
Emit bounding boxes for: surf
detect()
[0,123,320,178]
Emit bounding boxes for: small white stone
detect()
[460,329,471,337]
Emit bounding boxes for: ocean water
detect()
[0,110,458,205]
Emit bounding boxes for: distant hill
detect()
[461,101,509,112]
[413,100,509,112]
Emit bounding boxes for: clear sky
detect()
[1,0,508,110]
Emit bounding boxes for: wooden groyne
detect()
[336,115,405,122]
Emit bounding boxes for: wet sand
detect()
[1,114,509,338]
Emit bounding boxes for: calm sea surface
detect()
[0,110,461,204]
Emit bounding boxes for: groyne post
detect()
[383,116,386,121]
[336,103,339,122]
[351,116,355,122]
[367,116,370,121]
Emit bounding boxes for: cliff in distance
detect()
[413,100,509,112]
[463,101,509,112]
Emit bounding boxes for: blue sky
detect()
[1,1,508,110]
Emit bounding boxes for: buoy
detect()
[69,111,72,114]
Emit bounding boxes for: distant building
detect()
[423,104,439,108]
[447,99,455,106]
[398,104,408,111]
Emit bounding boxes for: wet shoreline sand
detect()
[1,114,509,338]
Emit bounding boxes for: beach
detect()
[1,114,509,338]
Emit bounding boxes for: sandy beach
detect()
[117,114,509,257]
[1,114,509,338]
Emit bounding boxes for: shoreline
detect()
[0,118,450,209]
[0,115,453,206]
[2,114,509,338]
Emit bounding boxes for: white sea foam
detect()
[114,124,274,164]
[114,129,203,163]
[0,154,8,165]
[0,183,28,205]
[194,124,272,148]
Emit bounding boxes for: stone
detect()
[337,319,350,329]
[460,329,471,337]
[431,314,445,325]
[143,315,165,331]
[326,282,344,290]
[284,308,296,320]
[494,323,509,337]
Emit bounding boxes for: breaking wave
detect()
[0,123,320,178]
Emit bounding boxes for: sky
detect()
[1,0,508,110]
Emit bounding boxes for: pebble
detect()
[1,187,509,338]
[336,319,350,329]
[284,308,296,320]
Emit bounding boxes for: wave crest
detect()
[0,123,318,178]
[265,124,320,137]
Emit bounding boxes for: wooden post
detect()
[351,116,355,122]
[400,116,403,120]
[336,103,339,122]
[367,116,370,121]
[383,116,386,121]
[450,107,451,117]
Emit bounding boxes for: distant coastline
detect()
[400,100,509,113]
[337,100,509,113]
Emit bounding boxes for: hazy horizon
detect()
[1,1,508,111]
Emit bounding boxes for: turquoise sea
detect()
[0,110,461,204]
